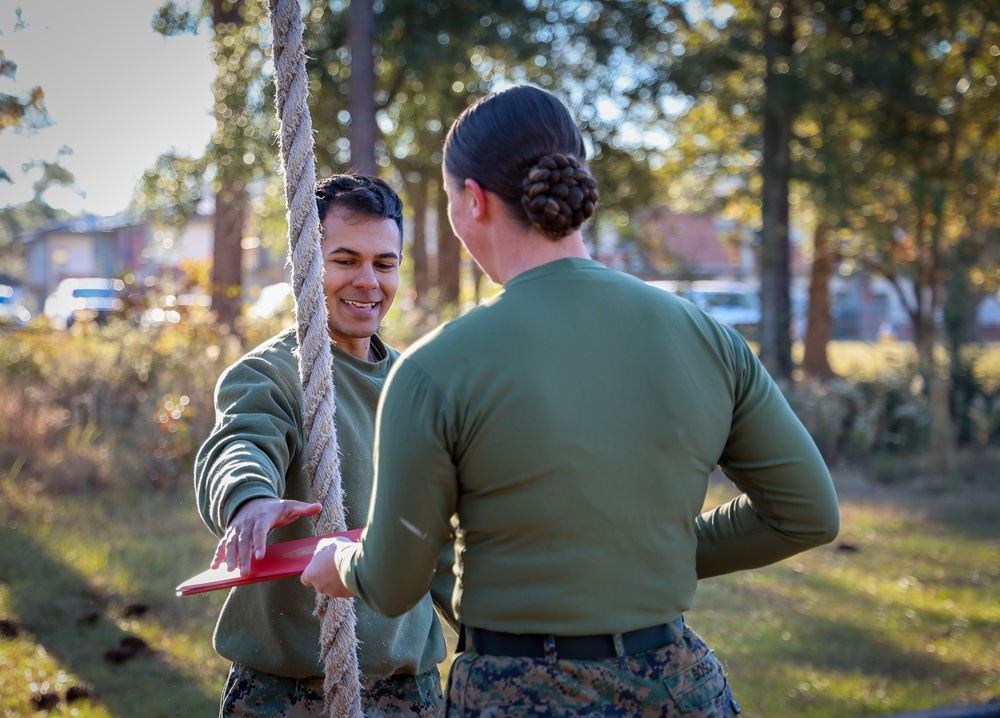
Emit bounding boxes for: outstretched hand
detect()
[301,537,356,598]
[213,497,323,575]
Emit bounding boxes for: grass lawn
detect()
[693,468,999,716]
[1,464,996,717]
[0,474,227,717]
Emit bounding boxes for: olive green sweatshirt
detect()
[195,327,453,679]
[339,258,839,635]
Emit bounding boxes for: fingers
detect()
[301,558,348,596]
[216,498,279,574]
[209,527,240,572]
[211,521,258,574]
[252,521,269,562]
[236,524,254,574]
[300,543,356,598]
[217,498,326,576]
[211,535,229,570]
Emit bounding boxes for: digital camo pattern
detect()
[444,626,741,717]
[363,668,444,718]
[220,662,443,717]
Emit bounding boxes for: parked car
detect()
[646,279,761,338]
[247,282,294,320]
[0,284,31,327]
[683,280,761,337]
[43,277,125,329]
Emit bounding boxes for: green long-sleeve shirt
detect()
[339,258,839,635]
[195,327,453,679]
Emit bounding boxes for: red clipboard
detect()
[176,528,362,596]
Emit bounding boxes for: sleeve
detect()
[194,352,303,537]
[336,358,458,618]
[695,328,841,578]
[429,517,460,632]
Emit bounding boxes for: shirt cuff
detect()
[334,541,364,596]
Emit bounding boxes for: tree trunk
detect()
[436,183,461,307]
[943,243,984,446]
[403,175,430,310]
[928,348,956,475]
[758,0,796,381]
[211,0,247,332]
[347,0,377,175]
[908,281,954,472]
[801,217,838,380]
[211,179,246,329]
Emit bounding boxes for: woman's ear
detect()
[464,178,488,221]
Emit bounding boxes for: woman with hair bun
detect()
[303,84,839,717]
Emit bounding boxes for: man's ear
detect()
[464,178,488,221]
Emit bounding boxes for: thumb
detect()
[284,500,323,518]
[272,501,324,529]
[297,501,324,516]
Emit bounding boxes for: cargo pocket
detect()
[662,650,737,717]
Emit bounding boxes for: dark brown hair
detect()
[443,85,599,239]
[315,174,404,243]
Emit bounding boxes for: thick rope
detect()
[267,1,363,715]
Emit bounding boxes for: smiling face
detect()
[320,207,402,360]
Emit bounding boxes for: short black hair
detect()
[315,174,404,243]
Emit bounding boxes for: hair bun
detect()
[520,153,599,239]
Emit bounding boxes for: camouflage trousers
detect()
[220,662,443,717]
[444,622,741,717]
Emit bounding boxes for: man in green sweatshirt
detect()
[195,174,454,717]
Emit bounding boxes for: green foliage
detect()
[305,1,690,211]
[151,0,207,35]
[653,0,1000,384]
[131,152,210,230]
[0,41,49,141]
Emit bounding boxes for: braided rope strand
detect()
[266,1,363,715]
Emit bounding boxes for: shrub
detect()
[784,376,932,465]
[2,324,999,495]
[0,320,246,494]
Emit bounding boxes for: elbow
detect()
[776,503,840,550]
[819,509,841,546]
[379,602,413,620]
[811,523,840,549]
[367,592,420,620]
[820,499,841,544]
[354,575,422,620]
[802,504,841,548]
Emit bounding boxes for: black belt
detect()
[464,616,684,660]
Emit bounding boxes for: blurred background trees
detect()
[7,0,996,460]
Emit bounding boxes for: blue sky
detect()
[0,0,216,216]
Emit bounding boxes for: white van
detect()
[43,277,125,329]
[647,279,761,337]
